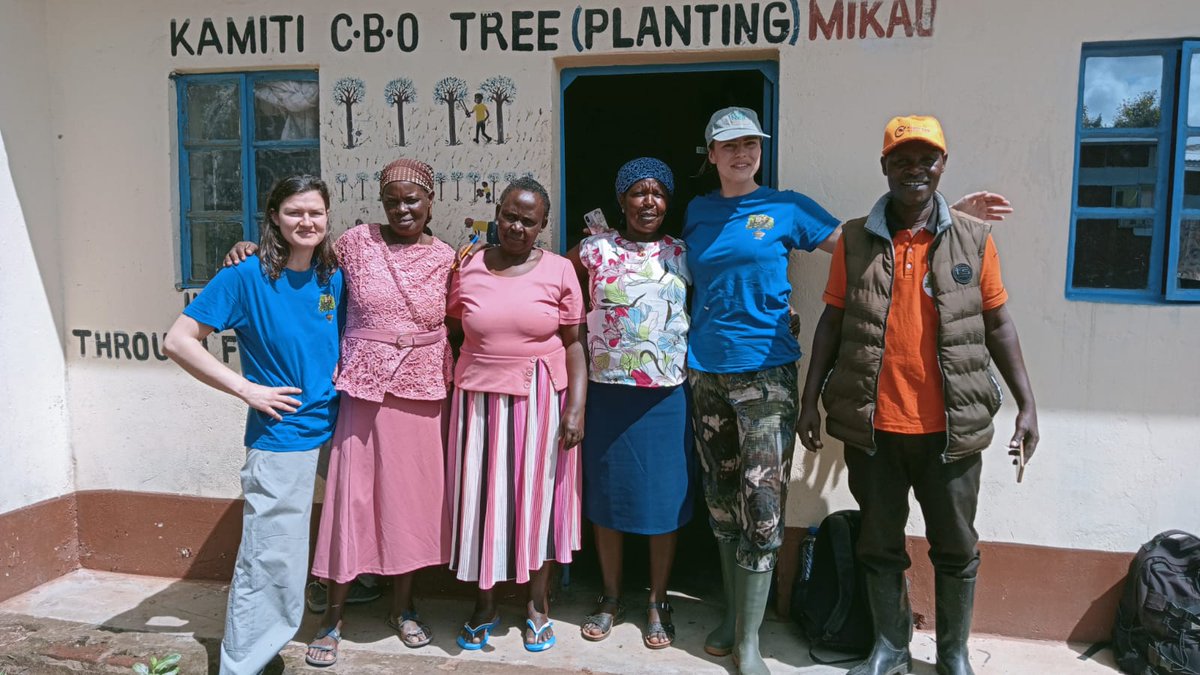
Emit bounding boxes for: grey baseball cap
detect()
[705,107,771,144]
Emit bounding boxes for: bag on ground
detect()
[791,509,873,656]
[1112,529,1200,674]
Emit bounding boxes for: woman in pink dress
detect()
[446,177,587,654]
[303,158,456,666]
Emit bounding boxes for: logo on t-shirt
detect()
[746,214,775,240]
[318,293,336,321]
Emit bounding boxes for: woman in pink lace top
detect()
[305,159,455,664]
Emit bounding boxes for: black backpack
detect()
[791,510,873,659]
[1112,530,1200,674]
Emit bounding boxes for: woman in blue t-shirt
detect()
[684,107,1011,675]
[164,175,343,675]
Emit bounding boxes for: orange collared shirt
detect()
[823,228,1008,434]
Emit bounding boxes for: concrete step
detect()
[0,569,1119,674]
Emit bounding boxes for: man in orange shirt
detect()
[797,115,1038,675]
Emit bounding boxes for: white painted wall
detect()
[0,0,74,514]
[21,0,1200,551]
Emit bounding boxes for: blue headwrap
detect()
[614,157,675,206]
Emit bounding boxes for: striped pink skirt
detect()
[311,394,451,583]
[447,362,581,589]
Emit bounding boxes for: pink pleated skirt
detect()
[446,362,582,590]
[311,394,451,583]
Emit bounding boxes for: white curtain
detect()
[254,80,318,140]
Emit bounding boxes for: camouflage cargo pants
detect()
[690,362,798,572]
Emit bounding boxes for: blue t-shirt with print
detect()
[683,186,839,373]
[183,255,344,451]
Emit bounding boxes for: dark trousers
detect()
[845,430,982,579]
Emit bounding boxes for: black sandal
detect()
[643,600,675,650]
[580,595,625,641]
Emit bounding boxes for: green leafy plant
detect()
[132,653,181,675]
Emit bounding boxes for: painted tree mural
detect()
[504,171,518,191]
[335,173,349,202]
[434,171,447,200]
[478,76,517,144]
[450,171,464,201]
[522,171,535,180]
[332,77,366,149]
[432,77,469,146]
[383,77,417,146]
[487,172,501,202]
[466,171,481,202]
[356,172,370,199]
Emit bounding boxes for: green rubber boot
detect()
[732,565,772,675]
[704,539,738,657]
[848,571,913,675]
[934,575,976,675]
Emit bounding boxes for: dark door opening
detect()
[560,62,778,252]
[559,61,778,595]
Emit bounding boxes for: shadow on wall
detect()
[775,441,843,619]
[0,63,68,348]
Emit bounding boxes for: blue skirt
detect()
[582,381,695,535]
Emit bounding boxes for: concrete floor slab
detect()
[0,570,1119,674]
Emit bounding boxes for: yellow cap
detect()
[882,115,947,156]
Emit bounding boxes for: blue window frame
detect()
[1068,40,1200,303]
[175,70,320,287]
[1166,42,1200,301]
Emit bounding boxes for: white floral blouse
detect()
[580,231,690,387]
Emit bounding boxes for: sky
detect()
[1083,52,1200,128]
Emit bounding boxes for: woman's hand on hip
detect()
[237,382,302,422]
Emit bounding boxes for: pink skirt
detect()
[447,362,581,589]
[311,394,451,583]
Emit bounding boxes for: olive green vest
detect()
[822,193,1002,462]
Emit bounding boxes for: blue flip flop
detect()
[523,618,556,652]
[456,614,500,650]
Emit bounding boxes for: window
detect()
[1069,41,1200,303]
[176,71,320,287]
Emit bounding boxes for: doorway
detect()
[559,60,778,251]
[558,60,779,594]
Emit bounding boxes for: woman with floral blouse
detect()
[566,157,694,650]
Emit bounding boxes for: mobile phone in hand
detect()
[584,208,611,235]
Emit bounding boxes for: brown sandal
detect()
[387,610,432,648]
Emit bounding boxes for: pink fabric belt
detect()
[344,326,446,348]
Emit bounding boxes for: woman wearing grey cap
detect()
[684,106,1012,675]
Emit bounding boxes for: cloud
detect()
[1083,55,1162,127]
